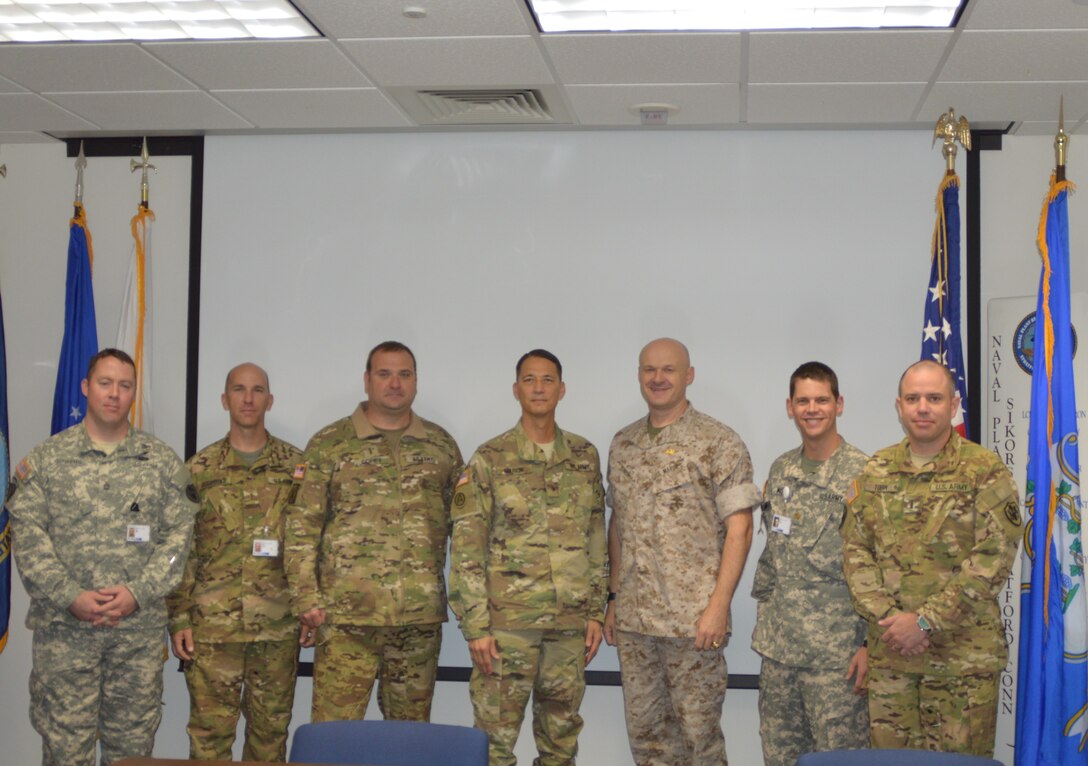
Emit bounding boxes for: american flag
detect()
[920,174,969,438]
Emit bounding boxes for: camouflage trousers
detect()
[29,623,165,766]
[616,631,728,766]
[868,666,999,757]
[183,638,299,761]
[312,622,441,723]
[469,628,586,766]
[757,657,869,766]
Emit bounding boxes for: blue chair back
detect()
[289,720,488,766]
[796,749,1003,766]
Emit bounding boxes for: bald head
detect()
[639,337,690,368]
[225,362,270,393]
[898,360,955,398]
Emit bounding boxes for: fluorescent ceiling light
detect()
[527,1,963,32]
[0,1,318,42]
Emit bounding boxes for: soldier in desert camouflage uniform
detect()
[450,349,606,766]
[167,362,304,761]
[843,360,1021,757]
[9,348,197,766]
[751,362,869,766]
[603,338,760,766]
[285,341,462,722]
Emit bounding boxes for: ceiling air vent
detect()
[390,86,572,126]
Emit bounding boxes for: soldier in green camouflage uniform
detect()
[285,341,462,722]
[9,349,197,766]
[450,349,607,766]
[843,360,1021,757]
[167,363,304,761]
[751,362,869,766]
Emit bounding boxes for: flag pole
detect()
[73,141,86,218]
[130,137,154,209]
[1055,96,1067,183]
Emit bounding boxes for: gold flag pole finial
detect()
[933,107,972,175]
[130,137,155,209]
[74,141,87,215]
[1055,97,1068,183]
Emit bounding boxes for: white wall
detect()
[0,131,1080,766]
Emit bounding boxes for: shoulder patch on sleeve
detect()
[455,471,469,488]
[186,483,200,503]
[1004,500,1022,527]
[293,463,307,480]
[453,490,467,509]
[15,458,30,481]
[846,479,859,505]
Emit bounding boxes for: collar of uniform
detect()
[350,402,426,440]
[512,420,572,464]
[784,439,846,484]
[633,402,699,448]
[76,420,145,457]
[215,432,271,467]
[889,431,962,474]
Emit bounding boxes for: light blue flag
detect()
[51,203,98,435]
[1016,176,1086,765]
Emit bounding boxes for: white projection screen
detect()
[197,130,942,675]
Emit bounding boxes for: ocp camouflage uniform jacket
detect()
[167,434,302,642]
[843,431,1021,676]
[9,422,197,632]
[285,403,462,627]
[751,441,868,669]
[448,422,607,642]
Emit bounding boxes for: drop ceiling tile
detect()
[48,91,251,131]
[749,30,950,83]
[0,44,194,93]
[293,0,532,38]
[963,0,1088,30]
[146,40,371,90]
[564,83,739,125]
[0,93,99,132]
[214,88,410,129]
[747,83,926,123]
[940,30,1088,81]
[921,81,1088,124]
[0,131,61,144]
[543,33,740,84]
[340,36,553,87]
[1011,121,1085,136]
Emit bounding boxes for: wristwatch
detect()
[916,613,933,634]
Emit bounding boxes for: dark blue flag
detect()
[1016,176,1086,765]
[920,174,969,438]
[51,203,98,435]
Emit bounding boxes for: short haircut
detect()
[366,341,417,373]
[898,359,956,397]
[86,348,136,380]
[516,349,562,380]
[789,361,840,399]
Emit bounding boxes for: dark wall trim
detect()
[64,136,205,460]
[966,130,1005,441]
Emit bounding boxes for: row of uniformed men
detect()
[7,340,1020,766]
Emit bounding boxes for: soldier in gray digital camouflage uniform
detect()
[285,340,462,722]
[843,360,1021,757]
[751,362,869,766]
[167,362,304,761]
[449,349,607,766]
[604,338,760,766]
[9,348,197,766]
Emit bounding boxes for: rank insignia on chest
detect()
[664,448,676,455]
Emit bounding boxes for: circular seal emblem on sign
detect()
[1013,311,1079,375]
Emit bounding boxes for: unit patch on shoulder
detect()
[1004,500,1022,527]
[453,491,467,509]
[293,463,307,480]
[15,459,30,482]
[845,479,859,505]
[186,483,200,503]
